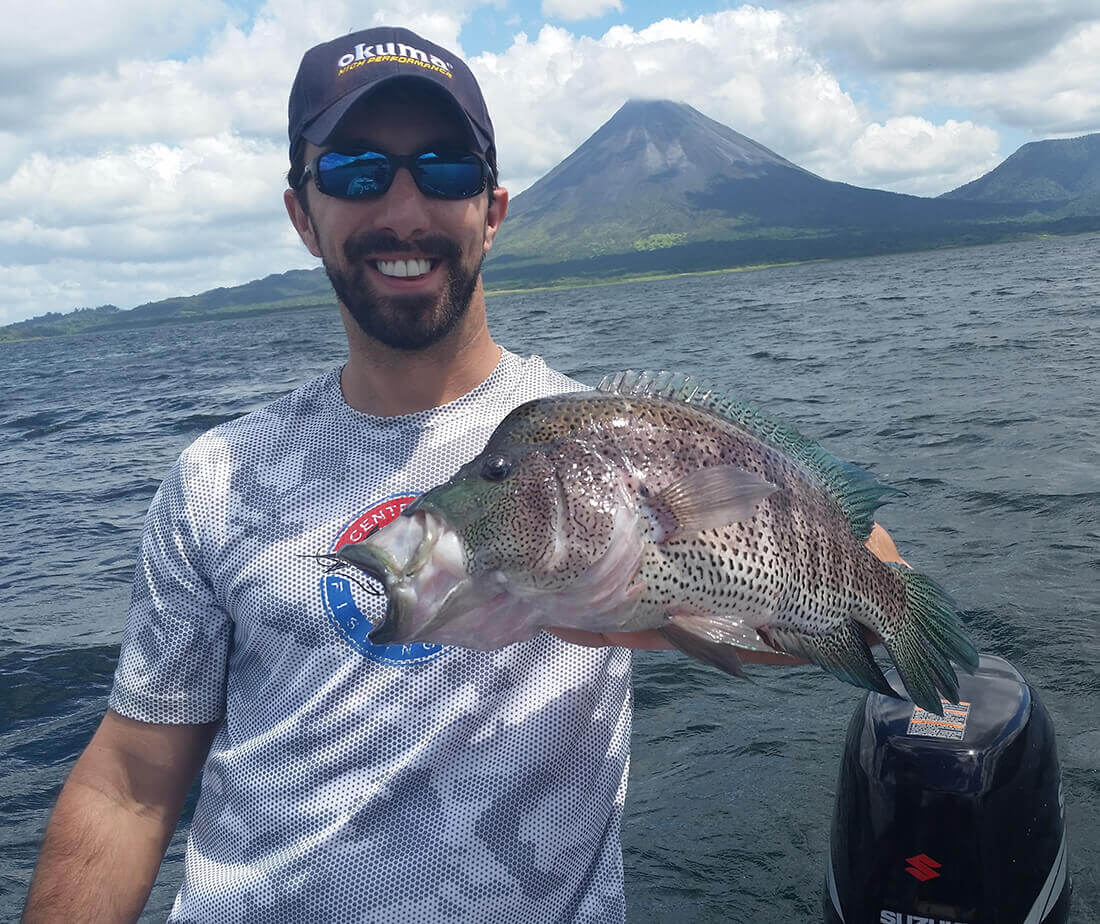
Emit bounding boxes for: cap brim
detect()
[300,74,480,153]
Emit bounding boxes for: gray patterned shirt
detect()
[110,350,633,923]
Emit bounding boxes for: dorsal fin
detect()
[595,370,901,540]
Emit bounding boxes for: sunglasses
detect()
[300,149,492,201]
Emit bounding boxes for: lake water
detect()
[1,234,1097,921]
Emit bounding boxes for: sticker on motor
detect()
[907,700,971,740]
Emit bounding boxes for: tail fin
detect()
[882,565,980,715]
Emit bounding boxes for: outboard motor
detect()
[824,654,1070,924]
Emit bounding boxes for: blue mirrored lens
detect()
[316,152,391,198]
[315,151,486,200]
[415,153,486,198]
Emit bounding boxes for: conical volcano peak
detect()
[613,98,697,120]
[497,99,825,256]
[597,99,809,174]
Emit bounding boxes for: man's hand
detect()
[550,522,905,659]
[864,521,910,568]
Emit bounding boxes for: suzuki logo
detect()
[905,854,942,882]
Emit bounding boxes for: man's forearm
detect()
[23,711,215,923]
[22,776,176,923]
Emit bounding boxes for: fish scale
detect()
[327,370,979,714]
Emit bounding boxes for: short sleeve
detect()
[109,455,232,724]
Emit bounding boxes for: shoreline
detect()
[483,260,801,297]
[4,227,1099,343]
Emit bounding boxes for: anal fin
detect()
[761,620,898,700]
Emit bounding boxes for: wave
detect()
[169,411,247,433]
[0,644,118,732]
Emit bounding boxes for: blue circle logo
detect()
[321,494,445,665]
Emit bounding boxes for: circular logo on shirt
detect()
[320,494,446,664]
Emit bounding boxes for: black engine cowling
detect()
[824,654,1070,924]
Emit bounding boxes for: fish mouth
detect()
[325,510,466,645]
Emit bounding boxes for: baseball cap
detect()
[288,26,496,176]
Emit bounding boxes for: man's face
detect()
[286,89,506,351]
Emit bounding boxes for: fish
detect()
[320,370,979,714]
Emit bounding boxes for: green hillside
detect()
[942,132,1100,213]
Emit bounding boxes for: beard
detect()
[321,229,483,351]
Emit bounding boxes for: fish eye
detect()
[480,455,512,482]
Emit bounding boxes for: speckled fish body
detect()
[330,371,978,713]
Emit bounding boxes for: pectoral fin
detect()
[659,624,749,678]
[647,465,776,542]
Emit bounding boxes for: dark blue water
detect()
[2,234,1098,921]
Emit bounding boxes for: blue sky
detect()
[464,0,735,52]
[2,0,1098,324]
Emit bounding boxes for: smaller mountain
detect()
[941,133,1100,213]
[1,268,332,342]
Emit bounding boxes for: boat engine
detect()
[823,654,1070,924]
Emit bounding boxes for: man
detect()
[23,25,905,923]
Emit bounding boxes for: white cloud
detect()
[2,135,282,238]
[797,0,1100,72]
[890,22,1100,136]
[473,12,871,191]
[0,218,89,252]
[0,134,308,323]
[846,118,1002,196]
[0,0,235,147]
[541,0,623,22]
[0,242,317,326]
[0,0,490,322]
[0,0,231,69]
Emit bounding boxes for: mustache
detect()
[344,231,462,265]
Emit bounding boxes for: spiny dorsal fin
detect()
[595,369,901,539]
